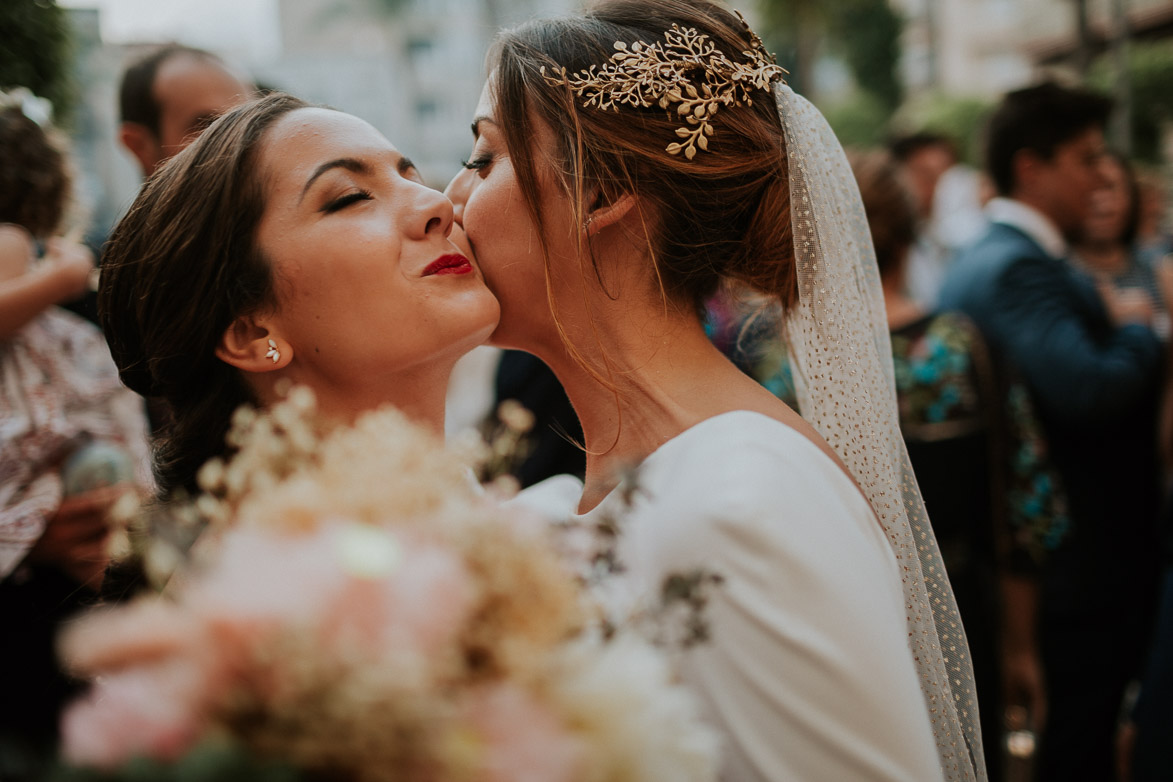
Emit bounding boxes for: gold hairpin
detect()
[541,13,786,160]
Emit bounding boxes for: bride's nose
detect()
[444,168,473,226]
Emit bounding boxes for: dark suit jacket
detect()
[495,351,585,488]
[940,221,1164,621]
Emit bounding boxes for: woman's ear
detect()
[215,314,289,373]
[585,193,638,236]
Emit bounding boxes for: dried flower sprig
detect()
[541,14,785,159]
[553,461,724,651]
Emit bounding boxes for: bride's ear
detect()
[584,192,638,237]
[215,314,289,372]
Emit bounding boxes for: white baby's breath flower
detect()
[546,633,720,782]
[196,458,225,494]
[142,540,185,587]
[109,490,143,526]
[497,400,536,433]
[230,405,257,430]
[194,494,225,525]
[286,385,316,412]
[333,522,402,580]
[485,474,521,500]
[448,428,490,465]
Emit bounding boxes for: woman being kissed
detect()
[101,1,983,780]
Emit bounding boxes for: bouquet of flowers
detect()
[55,390,719,782]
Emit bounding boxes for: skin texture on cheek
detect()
[460,167,551,347]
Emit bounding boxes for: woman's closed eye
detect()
[322,189,372,214]
[461,154,493,174]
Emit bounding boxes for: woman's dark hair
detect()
[1103,150,1141,247]
[99,92,308,499]
[848,149,918,277]
[985,81,1112,197]
[0,105,70,238]
[490,0,794,323]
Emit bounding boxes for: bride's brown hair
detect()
[489,0,795,316]
[99,93,307,499]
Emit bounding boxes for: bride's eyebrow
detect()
[470,116,497,139]
[300,158,370,202]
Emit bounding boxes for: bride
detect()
[445,1,985,779]
[99,94,500,500]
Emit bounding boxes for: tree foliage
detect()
[0,0,74,122]
[822,89,890,147]
[757,0,825,96]
[1089,40,1173,162]
[892,93,993,165]
[758,0,901,110]
[828,0,903,111]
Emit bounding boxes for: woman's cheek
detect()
[449,222,475,261]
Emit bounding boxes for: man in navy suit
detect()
[940,83,1164,781]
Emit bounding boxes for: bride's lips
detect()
[421,253,474,277]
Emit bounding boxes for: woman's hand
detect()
[1003,644,1047,735]
[0,235,94,338]
[27,485,127,589]
[1097,281,1155,328]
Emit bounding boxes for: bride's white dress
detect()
[521,411,942,782]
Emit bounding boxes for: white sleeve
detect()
[624,431,943,782]
[508,474,584,523]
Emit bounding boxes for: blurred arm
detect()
[0,231,93,339]
[994,256,1162,423]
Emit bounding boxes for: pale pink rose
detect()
[61,663,205,769]
[463,684,584,782]
[186,526,349,627]
[313,529,477,657]
[60,601,199,676]
[371,542,477,653]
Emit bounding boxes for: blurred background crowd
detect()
[2,0,1173,781]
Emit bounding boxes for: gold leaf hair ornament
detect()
[540,14,786,160]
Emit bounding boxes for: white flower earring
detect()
[265,339,281,364]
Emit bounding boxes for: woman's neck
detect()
[261,361,452,435]
[526,295,792,511]
[1078,241,1129,275]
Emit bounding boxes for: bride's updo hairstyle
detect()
[490,0,794,315]
[99,93,307,499]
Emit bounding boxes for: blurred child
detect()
[0,88,150,761]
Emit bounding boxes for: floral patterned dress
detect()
[707,298,1069,781]
[0,308,151,577]
[707,301,1069,569]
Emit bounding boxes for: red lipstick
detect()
[422,253,473,277]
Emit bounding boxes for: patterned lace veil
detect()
[775,82,987,782]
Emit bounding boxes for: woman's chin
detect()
[446,297,501,359]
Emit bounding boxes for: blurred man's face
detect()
[154,55,252,158]
[1026,127,1107,237]
[123,54,253,176]
[903,144,954,218]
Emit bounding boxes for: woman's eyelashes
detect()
[461,154,492,174]
[322,189,373,214]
